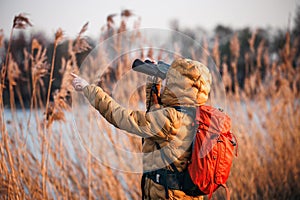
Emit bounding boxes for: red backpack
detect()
[141,105,237,200]
[182,105,238,200]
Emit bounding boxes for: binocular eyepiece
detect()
[132,59,170,80]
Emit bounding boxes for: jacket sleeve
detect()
[83,84,179,138]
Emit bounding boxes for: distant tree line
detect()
[0,6,300,108]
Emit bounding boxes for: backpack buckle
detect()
[156,174,160,183]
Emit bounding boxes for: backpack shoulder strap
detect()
[172,106,196,118]
[155,142,179,173]
[220,184,231,200]
[154,142,177,199]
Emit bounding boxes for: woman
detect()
[72,58,211,199]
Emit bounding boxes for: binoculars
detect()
[132,59,170,80]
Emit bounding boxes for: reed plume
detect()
[73,22,91,54]
[13,13,33,29]
[121,9,134,18]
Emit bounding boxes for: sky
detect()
[0,0,299,39]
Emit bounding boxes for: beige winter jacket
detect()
[83,58,211,199]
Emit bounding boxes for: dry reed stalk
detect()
[212,36,221,71]
[48,127,73,198]
[132,17,142,40]
[263,49,270,73]
[118,20,127,34]
[3,129,20,199]
[0,29,4,119]
[23,48,32,106]
[230,33,241,99]
[221,58,232,94]
[7,53,21,117]
[27,44,49,126]
[42,87,71,197]
[201,36,209,66]
[0,66,4,130]
[0,29,3,52]
[100,13,117,41]
[87,111,92,200]
[1,25,13,94]
[15,85,26,115]
[12,135,29,199]
[0,13,32,109]
[0,14,32,200]
[45,28,63,120]
[248,29,256,53]
[256,39,265,69]
[42,28,63,199]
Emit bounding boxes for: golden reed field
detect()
[0,12,300,199]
